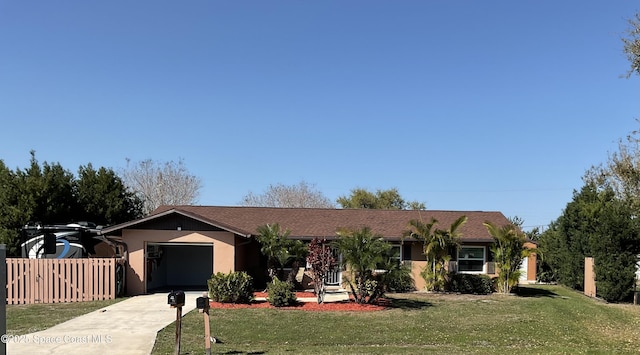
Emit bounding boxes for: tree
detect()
[0,152,148,255]
[120,158,202,215]
[405,216,467,291]
[335,226,391,304]
[0,160,21,254]
[484,222,534,294]
[337,187,425,210]
[540,182,640,301]
[585,130,640,212]
[16,152,78,225]
[76,164,142,225]
[256,223,307,283]
[623,12,640,78]
[588,188,640,302]
[306,237,337,303]
[539,184,600,290]
[241,181,334,208]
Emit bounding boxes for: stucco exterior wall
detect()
[411,260,428,290]
[122,229,236,295]
[524,242,537,282]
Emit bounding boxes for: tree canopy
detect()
[623,12,640,78]
[337,187,426,210]
[241,181,334,208]
[0,152,142,255]
[120,158,202,215]
[539,183,640,301]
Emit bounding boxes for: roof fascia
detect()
[100,209,252,237]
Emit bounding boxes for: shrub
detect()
[447,273,493,295]
[382,263,415,293]
[208,271,254,304]
[266,277,297,307]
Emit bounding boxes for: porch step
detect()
[325,285,344,292]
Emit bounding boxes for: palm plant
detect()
[484,221,535,293]
[335,226,391,304]
[406,216,467,291]
[256,223,307,282]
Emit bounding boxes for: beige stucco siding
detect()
[122,229,236,295]
[523,242,537,282]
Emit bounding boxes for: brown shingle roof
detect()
[140,206,509,242]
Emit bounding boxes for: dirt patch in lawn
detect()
[209,292,389,311]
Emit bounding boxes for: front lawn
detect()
[6,298,125,335]
[152,285,640,354]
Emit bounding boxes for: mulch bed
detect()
[208,292,390,311]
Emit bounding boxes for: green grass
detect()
[6,298,125,335]
[152,285,640,354]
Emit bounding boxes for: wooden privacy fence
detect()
[6,258,120,305]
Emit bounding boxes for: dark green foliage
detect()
[336,187,425,210]
[540,183,640,302]
[381,262,415,293]
[0,152,143,255]
[593,253,638,302]
[588,189,640,302]
[207,271,254,304]
[0,160,21,254]
[335,226,391,304]
[75,164,142,225]
[256,223,307,282]
[539,185,600,290]
[266,277,297,307]
[447,273,493,295]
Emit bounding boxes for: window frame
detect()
[457,246,485,274]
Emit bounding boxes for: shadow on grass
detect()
[221,352,265,354]
[515,286,558,298]
[389,297,433,310]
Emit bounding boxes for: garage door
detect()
[146,243,213,292]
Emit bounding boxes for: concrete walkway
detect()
[6,291,201,355]
[6,290,350,355]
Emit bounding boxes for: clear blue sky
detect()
[1,1,638,230]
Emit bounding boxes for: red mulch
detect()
[208,292,389,311]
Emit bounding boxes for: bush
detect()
[267,277,297,307]
[447,273,493,295]
[382,263,415,293]
[208,271,254,304]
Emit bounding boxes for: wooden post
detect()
[204,306,211,355]
[1,245,6,355]
[175,306,182,355]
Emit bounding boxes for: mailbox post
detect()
[196,292,212,355]
[167,291,185,355]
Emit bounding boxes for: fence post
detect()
[1,244,7,355]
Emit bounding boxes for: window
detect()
[458,246,485,273]
[389,244,402,265]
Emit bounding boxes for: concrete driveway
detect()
[6,291,201,355]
